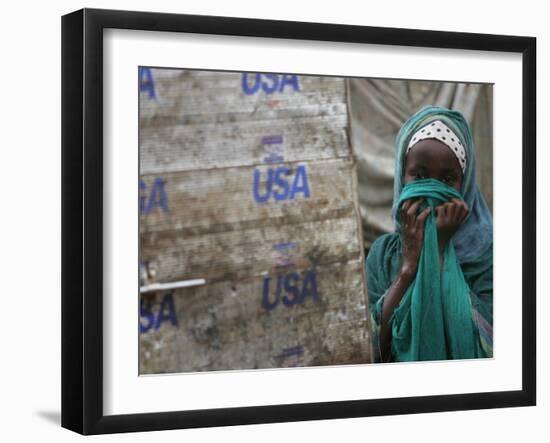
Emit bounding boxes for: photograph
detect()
[58,5,536,436]
[138,67,493,373]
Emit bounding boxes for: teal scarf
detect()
[392,178,484,361]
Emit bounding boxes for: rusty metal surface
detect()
[139,68,372,373]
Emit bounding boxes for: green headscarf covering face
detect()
[366,106,493,362]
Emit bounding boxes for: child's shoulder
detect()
[366,232,401,279]
[367,232,400,261]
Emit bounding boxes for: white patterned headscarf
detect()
[406,120,467,173]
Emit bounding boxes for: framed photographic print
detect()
[61,8,536,435]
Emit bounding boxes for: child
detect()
[366,106,493,363]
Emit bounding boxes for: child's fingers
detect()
[452,198,469,212]
[444,202,457,220]
[435,203,446,219]
[447,201,458,220]
[400,200,411,218]
[461,201,470,218]
[416,206,431,226]
[451,198,469,223]
[407,198,424,217]
[458,204,469,223]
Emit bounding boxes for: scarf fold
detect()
[391,178,484,361]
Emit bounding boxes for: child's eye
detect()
[443,175,455,184]
[415,173,426,180]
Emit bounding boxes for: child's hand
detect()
[435,198,469,252]
[400,198,431,278]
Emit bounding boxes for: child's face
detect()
[403,139,464,192]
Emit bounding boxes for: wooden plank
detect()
[140,216,362,284]
[139,258,371,374]
[139,69,346,123]
[140,100,347,126]
[139,158,357,235]
[139,69,348,173]
[139,117,349,174]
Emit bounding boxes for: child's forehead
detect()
[406,139,456,160]
[404,139,463,172]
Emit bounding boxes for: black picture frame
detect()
[61,8,536,435]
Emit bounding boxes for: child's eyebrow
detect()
[406,163,427,170]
